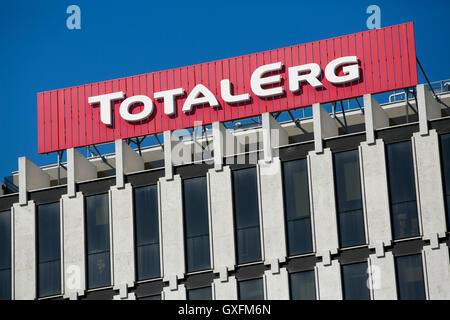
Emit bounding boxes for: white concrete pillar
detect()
[264,267,289,300]
[412,130,447,245]
[261,112,288,163]
[61,192,86,299]
[18,157,50,205]
[417,84,441,136]
[212,122,239,171]
[316,260,343,300]
[163,284,187,300]
[368,252,397,300]
[113,292,136,300]
[67,148,97,197]
[308,149,339,257]
[115,139,144,189]
[208,167,236,273]
[313,103,339,153]
[359,140,392,254]
[110,183,136,291]
[164,130,174,180]
[258,158,287,264]
[159,175,185,286]
[12,201,36,300]
[363,94,389,145]
[423,245,450,299]
[213,276,238,300]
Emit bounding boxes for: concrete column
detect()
[258,158,287,264]
[67,148,97,197]
[313,103,338,153]
[212,122,238,171]
[110,183,136,292]
[159,175,185,285]
[113,292,136,300]
[412,130,447,245]
[417,84,441,136]
[213,276,238,300]
[261,112,288,163]
[208,167,236,272]
[423,245,450,299]
[264,267,289,300]
[12,201,36,300]
[368,252,397,300]
[115,139,144,189]
[164,130,174,180]
[163,284,187,300]
[308,149,339,257]
[360,140,392,253]
[18,157,50,205]
[316,260,342,300]
[363,94,389,145]
[61,192,86,299]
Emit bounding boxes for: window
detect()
[37,203,61,297]
[333,150,366,248]
[187,287,212,300]
[85,193,111,289]
[282,159,313,255]
[238,278,264,300]
[395,254,426,300]
[232,168,261,264]
[386,141,420,239]
[289,270,316,300]
[134,185,161,280]
[341,262,370,300]
[0,210,11,300]
[183,177,211,272]
[440,134,450,230]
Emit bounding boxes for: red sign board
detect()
[37,22,417,154]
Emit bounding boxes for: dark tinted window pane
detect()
[338,209,366,248]
[233,168,261,264]
[87,251,111,289]
[188,287,212,300]
[139,294,161,300]
[134,185,161,280]
[0,210,11,270]
[37,203,61,297]
[136,244,160,280]
[238,278,264,300]
[37,203,61,263]
[386,141,419,239]
[0,210,11,300]
[440,134,450,230]
[289,271,316,300]
[0,269,11,300]
[342,262,370,300]
[86,194,111,289]
[282,160,313,255]
[395,254,426,300]
[86,194,110,253]
[334,150,366,247]
[134,185,159,245]
[38,260,61,297]
[183,177,211,272]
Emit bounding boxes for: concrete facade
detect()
[12,201,36,300]
[61,192,86,299]
[2,84,450,301]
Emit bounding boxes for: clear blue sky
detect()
[0,0,449,181]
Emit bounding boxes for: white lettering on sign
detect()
[88,56,360,125]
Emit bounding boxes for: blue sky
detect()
[0,0,449,182]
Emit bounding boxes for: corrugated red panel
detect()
[37,22,418,154]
